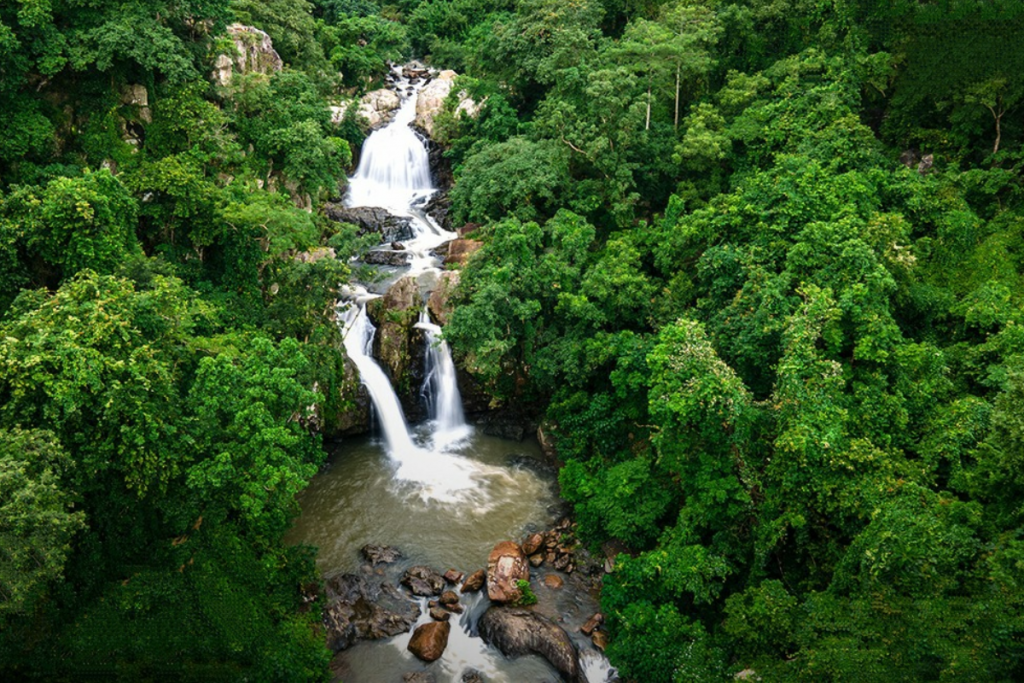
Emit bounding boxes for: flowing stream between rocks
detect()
[285,67,617,683]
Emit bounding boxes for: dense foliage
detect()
[430,0,1024,680]
[0,0,406,679]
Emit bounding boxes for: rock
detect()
[476,408,532,441]
[401,565,446,597]
[553,554,571,571]
[461,669,485,683]
[487,541,529,604]
[444,238,483,267]
[592,630,608,651]
[427,271,460,326]
[415,70,480,137]
[121,84,148,107]
[294,246,336,264]
[543,574,564,590]
[362,249,411,267]
[529,554,544,568]
[324,204,415,243]
[212,24,284,87]
[360,544,401,566]
[403,672,437,683]
[439,590,460,606]
[429,606,450,621]
[461,569,486,593]
[408,621,451,662]
[443,569,464,585]
[522,533,544,556]
[358,88,402,129]
[423,191,452,230]
[918,153,934,175]
[322,574,419,651]
[581,613,604,636]
[477,607,580,682]
[366,276,427,421]
[329,103,350,126]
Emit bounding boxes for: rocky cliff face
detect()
[367,276,428,422]
[212,24,284,87]
[414,70,481,137]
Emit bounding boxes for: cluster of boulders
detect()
[321,533,613,681]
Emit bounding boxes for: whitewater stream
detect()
[285,67,616,683]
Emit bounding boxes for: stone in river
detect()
[401,565,445,597]
[477,607,579,682]
[581,613,604,636]
[486,541,529,603]
[439,590,460,606]
[360,544,401,566]
[522,533,544,555]
[429,606,450,621]
[461,569,486,593]
[408,621,451,662]
[529,554,544,568]
[543,574,564,589]
[443,568,464,584]
[403,672,437,683]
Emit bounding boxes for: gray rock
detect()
[401,566,446,597]
[322,574,419,651]
[325,204,415,243]
[478,607,580,682]
[362,249,411,267]
[361,544,402,566]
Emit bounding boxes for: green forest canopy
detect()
[1,0,1023,681]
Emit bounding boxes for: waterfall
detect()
[416,309,467,441]
[339,300,417,457]
[346,80,434,217]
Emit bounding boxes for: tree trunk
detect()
[646,82,651,131]
[674,64,681,131]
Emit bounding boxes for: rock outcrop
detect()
[358,88,402,129]
[324,204,415,244]
[367,276,428,421]
[427,271,460,326]
[408,621,451,662]
[415,70,480,137]
[322,573,419,651]
[212,24,283,87]
[487,541,529,603]
[477,607,580,682]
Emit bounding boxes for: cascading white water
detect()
[340,299,417,456]
[346,85,434,215]
[416,309,468,444]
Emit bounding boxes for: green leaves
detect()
[0,428,83,617]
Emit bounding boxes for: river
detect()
[285,66,616,683]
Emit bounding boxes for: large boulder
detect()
[212,24,284,87]
[415,70,480,137]
[324,204,415,244]
[358,88,402,129]
[408,621,451,662]
[427,271,460,326]
[477,607,580,682]
[322,574,420,651]
[487,541,529,603]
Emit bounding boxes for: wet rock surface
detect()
[360,544,402,566]
[324,204,415,243]
[408,620,451,662]
[401,565,446,597]
[366,276,428,422]
[461,569,486,593]
[487,541,529,603]
[477,607,580,682]
[322,573,419,651]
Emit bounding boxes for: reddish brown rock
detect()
[581,613,604,636]
[439,591,459,606]
[543,574,564,589]
[522,533,544,556]
[529,554,544,568]
[408,621,451,662]
[461,569,486,593]
[444,239,482,267]
[429,606,450,621]
[443,568,464,585]
[592,630,608,651]
[487,541,529,604]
